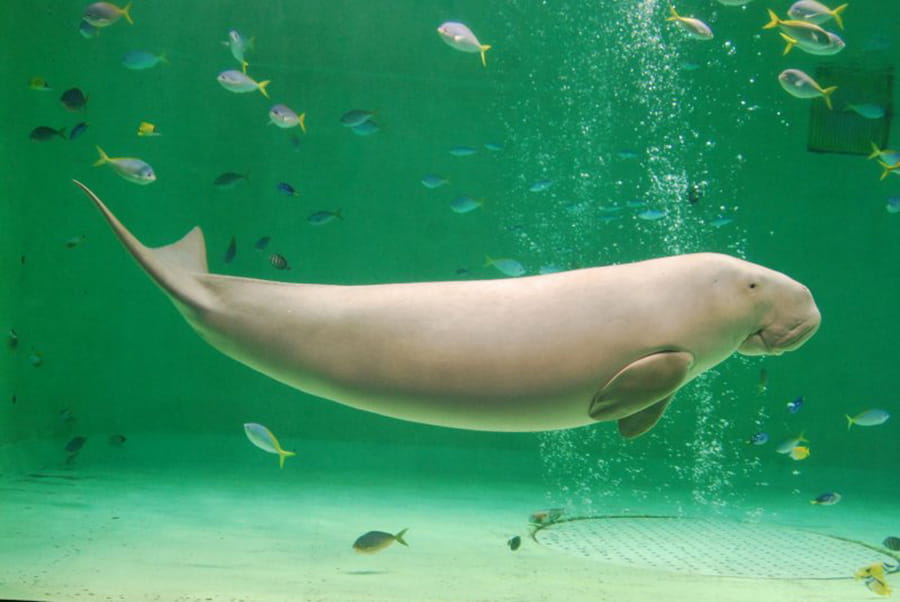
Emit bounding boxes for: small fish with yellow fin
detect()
[352,529,408,554]
[243,422,296,468]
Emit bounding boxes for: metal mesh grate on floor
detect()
[533,516,898,579]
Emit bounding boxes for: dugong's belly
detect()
[193,270,733,432]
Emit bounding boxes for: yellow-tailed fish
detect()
[667,6,714,40]
[93,146,156,185]
[217,69,270,98]
[352,529,408,554]
[243,422,296,468]
[787,1,848,30]
[789,445,810,460]
[437,22,491,67]
[778,69,837,110]
[83,2,133,28]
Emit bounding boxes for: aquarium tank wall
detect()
[2,1,899,601]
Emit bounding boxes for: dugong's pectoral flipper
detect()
[589,351,694,438]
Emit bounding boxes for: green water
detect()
[2,1,899,600]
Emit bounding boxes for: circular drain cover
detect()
[534,516,897,579]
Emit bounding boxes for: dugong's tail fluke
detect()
[73,179,213,315]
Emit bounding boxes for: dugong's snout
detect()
[740,283,821,356]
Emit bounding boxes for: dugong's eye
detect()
[748,282,757,289]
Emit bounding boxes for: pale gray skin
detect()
[74,181,821,438]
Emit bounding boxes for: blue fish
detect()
[421,174,448,189]
[886,196,900,214]
[787,396,804,414]
[351,120,380,136]
[747,432,769,446]
[637,209,666,221]
[276,182,299,197]
[450,196,482,214]
[308,210,342,225]
[449,145,477,157]
[810,492,841,505]
[484,142,504,152]
[224,236,237,264]
[254,236,271,250]
[122,50,167,70]
[710,216,734,228]
[69,121,89,140]
[529,179,554,192]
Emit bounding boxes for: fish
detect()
[810,492,841,505]
[787,1,848,30]
[217,70,270,98]
[529,179,554,192]
[757,367,768,393]
[883,537,900,551]
[93,146,156,185]
[254,236,271,250]
[83,2,133,27]
[778,69,837,110]
[747,432,769,445]
[845,103,885,120]
[436,22,491,66]
[65,235,86,248]
[846,409,890,429]
[8,329,18,349]
[29,77,51,91]
[30,126,66,141]
[878,160,900,181]
[789,445,810,460]
[539,265,563,275]
[223,29,253,72]
[617,149,640,159]
[717,0,753,5]
[786,395,803,414]
[450,196,483,214]
[667,7,714,40]
[449,145,477,156]
[224,236,237,264]
[687,183,702,205]
[108,434,126,446]
[339,109,374,127]
[79,20,99,39]
[763,10,844,55]
[352,529,408,554]
[242,422,296,468]
[269,104,306,133]
[856,563,888,582]
[507,536,521,551]
[137,121,161,137]
[710,216,734,228]
[776,432,808,454]
[213,172,247,189]
[60,88,88,112]
[869,143,900,165]
[351,120,380,136]
[865,578,892,597]
[65,436,87,454]
[269,253,290,270]
[421,174,448,189]
[529,508,564,526]
[638,209,667,221]
[307,210,342,225]
[276,182,299,197]
[484,142,504,152]
[28,348,42,366]
[69,122,89,140]
[122,50,167,70]
[887,196,900,214]
[485,256,525,277]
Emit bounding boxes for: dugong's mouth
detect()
[740,320,819,356]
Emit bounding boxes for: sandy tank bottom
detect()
[0,435,897,602]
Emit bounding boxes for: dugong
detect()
[74,181,821,438]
